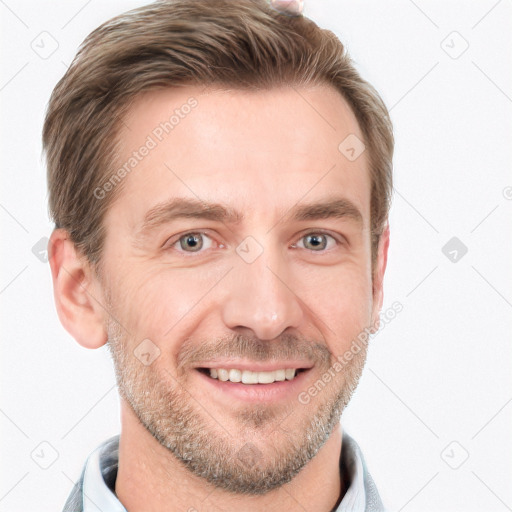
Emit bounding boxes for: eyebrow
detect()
[290,197,363,225]
[136,195,363,238]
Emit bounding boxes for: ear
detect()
[371,223,390,329]
[48,229,108,349]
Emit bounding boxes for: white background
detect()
[1,1,511,510]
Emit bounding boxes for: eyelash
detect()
[165,230,343,255]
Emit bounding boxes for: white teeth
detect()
[207,368,299,384]
[217,369,229,382]
[274,369,286,381]
[258,372,275,384]
[242,371,259,384]
[285,368,296,380]
[228,369,242,382]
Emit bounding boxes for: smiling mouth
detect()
[197,368,308,384]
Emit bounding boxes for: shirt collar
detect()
[80,431,383,512]
[82,437,126,512]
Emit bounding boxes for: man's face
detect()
[99,84,383,493]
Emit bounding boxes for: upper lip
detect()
[195,360,314,372]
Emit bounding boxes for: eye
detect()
[294,232,338,251]
[172,232,214,253]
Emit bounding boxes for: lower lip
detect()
[195,369,312,403]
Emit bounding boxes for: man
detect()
[44,0,393,510]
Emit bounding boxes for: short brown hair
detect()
[43,0,393,269]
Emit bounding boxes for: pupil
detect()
[181,233,202,251]
[307,234,325,250]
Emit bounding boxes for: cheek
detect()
[294,264,373,354]
[107,264,226,343]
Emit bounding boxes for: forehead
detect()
[106,84,370,230]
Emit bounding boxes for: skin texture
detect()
[49,84,389,511]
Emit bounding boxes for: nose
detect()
[221,245,304,341]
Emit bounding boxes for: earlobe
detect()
[371,223,390,327]
[48,229,108,349]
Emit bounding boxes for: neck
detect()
[115,401,345,512]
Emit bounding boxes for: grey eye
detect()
[177,233,206,252]
[303,233,328,251]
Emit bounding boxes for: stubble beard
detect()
[106,319,368,495]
